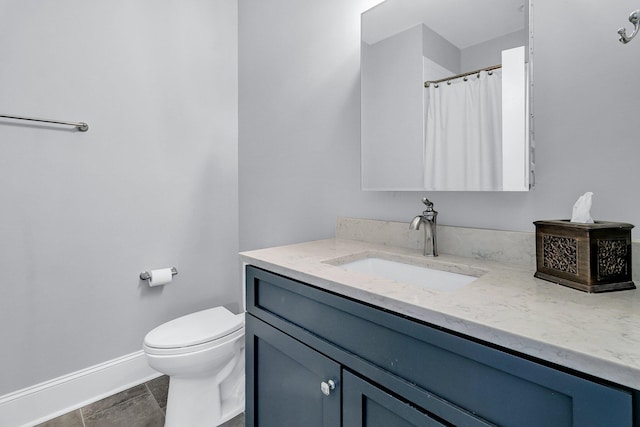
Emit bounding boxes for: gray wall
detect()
[0,0,239,395]
[362,25,425,189]
[422,24,461,74]
[239,0,640,255]
[461,29,527,72]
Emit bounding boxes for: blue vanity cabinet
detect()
[245,265,636,426]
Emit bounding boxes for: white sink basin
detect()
[336,257,478,292]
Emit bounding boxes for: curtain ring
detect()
[434,83,439,88]
[447,80,452,85]
[488,71,493,75]
[463,77,468,81]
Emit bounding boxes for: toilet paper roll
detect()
[148,268,173,287]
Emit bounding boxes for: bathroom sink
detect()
[335,257,479,292]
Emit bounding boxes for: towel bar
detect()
[0,114,88,132]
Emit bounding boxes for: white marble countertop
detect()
[240,238,640,390]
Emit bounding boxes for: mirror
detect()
[361,0,533,191]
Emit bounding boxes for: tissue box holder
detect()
[534,220,635,293]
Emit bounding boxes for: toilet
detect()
[143,307,245,427]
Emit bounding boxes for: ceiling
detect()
[362,0,526,49]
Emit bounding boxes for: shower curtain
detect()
[424,70,502,190]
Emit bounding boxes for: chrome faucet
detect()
[409,197,438,257]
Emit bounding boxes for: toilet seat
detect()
[144,327,244,356]
[144,307,244,355]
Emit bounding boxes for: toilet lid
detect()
[144,307,244,349]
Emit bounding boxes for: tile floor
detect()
[35,376,245,427]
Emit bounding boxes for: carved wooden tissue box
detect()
[534,220,635,293]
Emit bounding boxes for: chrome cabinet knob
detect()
[320,379,336,396]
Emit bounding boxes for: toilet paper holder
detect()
[140,267,178,281]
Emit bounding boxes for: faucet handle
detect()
[420,197,437,221]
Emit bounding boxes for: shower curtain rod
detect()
[0,114,88,132]
[424,64,502,88]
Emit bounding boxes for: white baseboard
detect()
[0,350,161,427]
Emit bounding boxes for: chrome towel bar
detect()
[0,114,89,132]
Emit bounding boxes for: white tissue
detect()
[148,268,173,287]
[570,192,595,223]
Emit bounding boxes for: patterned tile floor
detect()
[35,376,245,427]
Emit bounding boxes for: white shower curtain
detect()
[424,70,502,190]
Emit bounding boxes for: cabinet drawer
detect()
[247,266,633,427]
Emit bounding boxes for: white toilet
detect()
[143,307,245,427]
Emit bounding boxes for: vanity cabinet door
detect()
[245,314,341,427]
[343,370,451,427]
[342,370,496,427]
